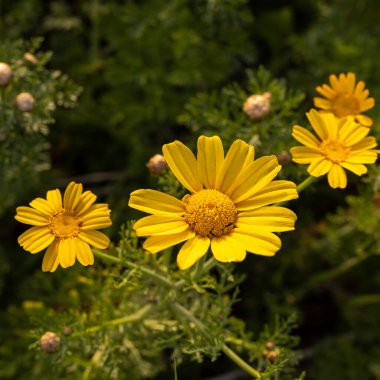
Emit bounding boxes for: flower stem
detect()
[171,302,261,379]
[297,175,317,194]
[92,250,174,288]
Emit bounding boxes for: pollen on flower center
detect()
[49,210,80,239]
[320,140,351,163]
[332,94,360,117]
[183,189,237,238]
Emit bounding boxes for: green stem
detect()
[171,302,261,379]
[297,175,317,194]
[93,250,174,288]
[72,304,154,337]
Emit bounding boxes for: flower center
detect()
[332,94,360,117]
[320,140,351,163]
[183,189,237,238]
[50,210,80,239]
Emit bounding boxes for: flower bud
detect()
[23,52,38,65]
[39,331,61,353]
[277,151,291,166]
[146,154,167,176]
[0,62,13,87]
[243,92,272,120]
[63,326,73,336]
[265,341,276,350]
[16,92,35,112]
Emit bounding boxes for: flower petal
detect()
[292,125,321,148]
[75,190,97,216]
[42,240,60,272]
[306,109,329,141]
[134,215,189,236]
[46,189,63,212]
[58,238,76,268]
[345,151,378,164]
[338,119,369,145]
[236,181,298,211]
[340,162,368,176]
[327,164,347,189]
[211,235,246,263]
[290,146,322,164]
[80,205,112,230]
[75,239,94,266]
[163,140,203,193]
[197,135,224,189]
[359,98,375,112]
[18,226,55,254]
[316,84,335,99]
[29,198,55,216]
[351,137,377,151]
[79,230,110,249]
[63,182,83,211]
[237,206,297,232]
[15,206,49,226]
[143,229,195,254]
[242,145,255,170]
[129,189,185,216]
[314,97,332,110]
[177,236,210,270]
[355,114,373,127]
[307,158,333,177]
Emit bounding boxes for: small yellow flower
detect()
[15,182,112,272]
[314,72,375,127]
[129,136,298,270]
[290,109,378,189]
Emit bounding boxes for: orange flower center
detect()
[332,94,360,117]
[320,140,351,163]
[50,210,81,238]
[183,189,237,238]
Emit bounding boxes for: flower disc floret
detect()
[184,189,237,238]
[49,210,80,238]
[320,140,351,164]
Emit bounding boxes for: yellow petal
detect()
[354,81,366,97]
[315,84,335,99]
[211,235,246,263]
[215,139,249,193]
[351,137,377,151]
[236,180,298,211]
[355,114,373,127]
[290,146,322,164]
[292,125,320,148]
[15,206,49,226]
[231,228,281,256]
[134,215,189,236]
[29,198,54,216]
[329,74,340,91]
[18,226,55,254]
[75,191,97,216]
[177,236,210,270]
[42,240,60,272]
[143,229,195,254]
[237,206,297,232]
[80,205,112,230]
[46,189,62,212]
[346,72,356,93]
[340,162,367,176]
[197,135,224,189]
[345,151,378,164]
[307,158,333,177]
[359,98,375,112]
[129,189,185,216]
[79,230,110,249]
[229,156,281,203]
[58,238,76,268]
[306,109,329,141]
[327,165,347,189]
[75,239,94,266]
[314,97,332,110]
[338,119,369,145]
[63,182,83,211]
[163,140,203,193]
[242,145,255,170]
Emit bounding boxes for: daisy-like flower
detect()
[290,109,378,189]
[129,136,298,270]
[15,182,112,272]
[314,72,375,127]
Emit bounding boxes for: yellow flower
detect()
[290,109,378,189]
[15,182,112,272]
[314,72,375,127]
[129,136,298,270]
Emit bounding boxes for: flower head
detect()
[15,182,112,272]
[129,136,298,270]
[290,109,378,189]
[243,92,272,119]
[314,72,375,127]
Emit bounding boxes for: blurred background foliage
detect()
[1,0,380,379]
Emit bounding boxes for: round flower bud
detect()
[266,350,279,364]
[146,154,167,176]
[16,92,36,112]
[265,341,276,350]
[39,331,61,353]
[0,62,13,87]
[277,151,291,166]
[23,52,38,65]
[243,92,272,120]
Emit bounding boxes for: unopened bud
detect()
[63,326,73,336]
[146,154,167,176]
[243,92,272,120]
[277,151,291,166]
[23,52,38,65]
[16,92,35,112]
[265,341,276,350]
[0,62,13,87]
[266,350,278,363]
[40,331,60,353]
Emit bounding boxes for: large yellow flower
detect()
[314,72,375,127]
[15,182,112,272]
[129,136,298,270]
[290,109,378,189]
